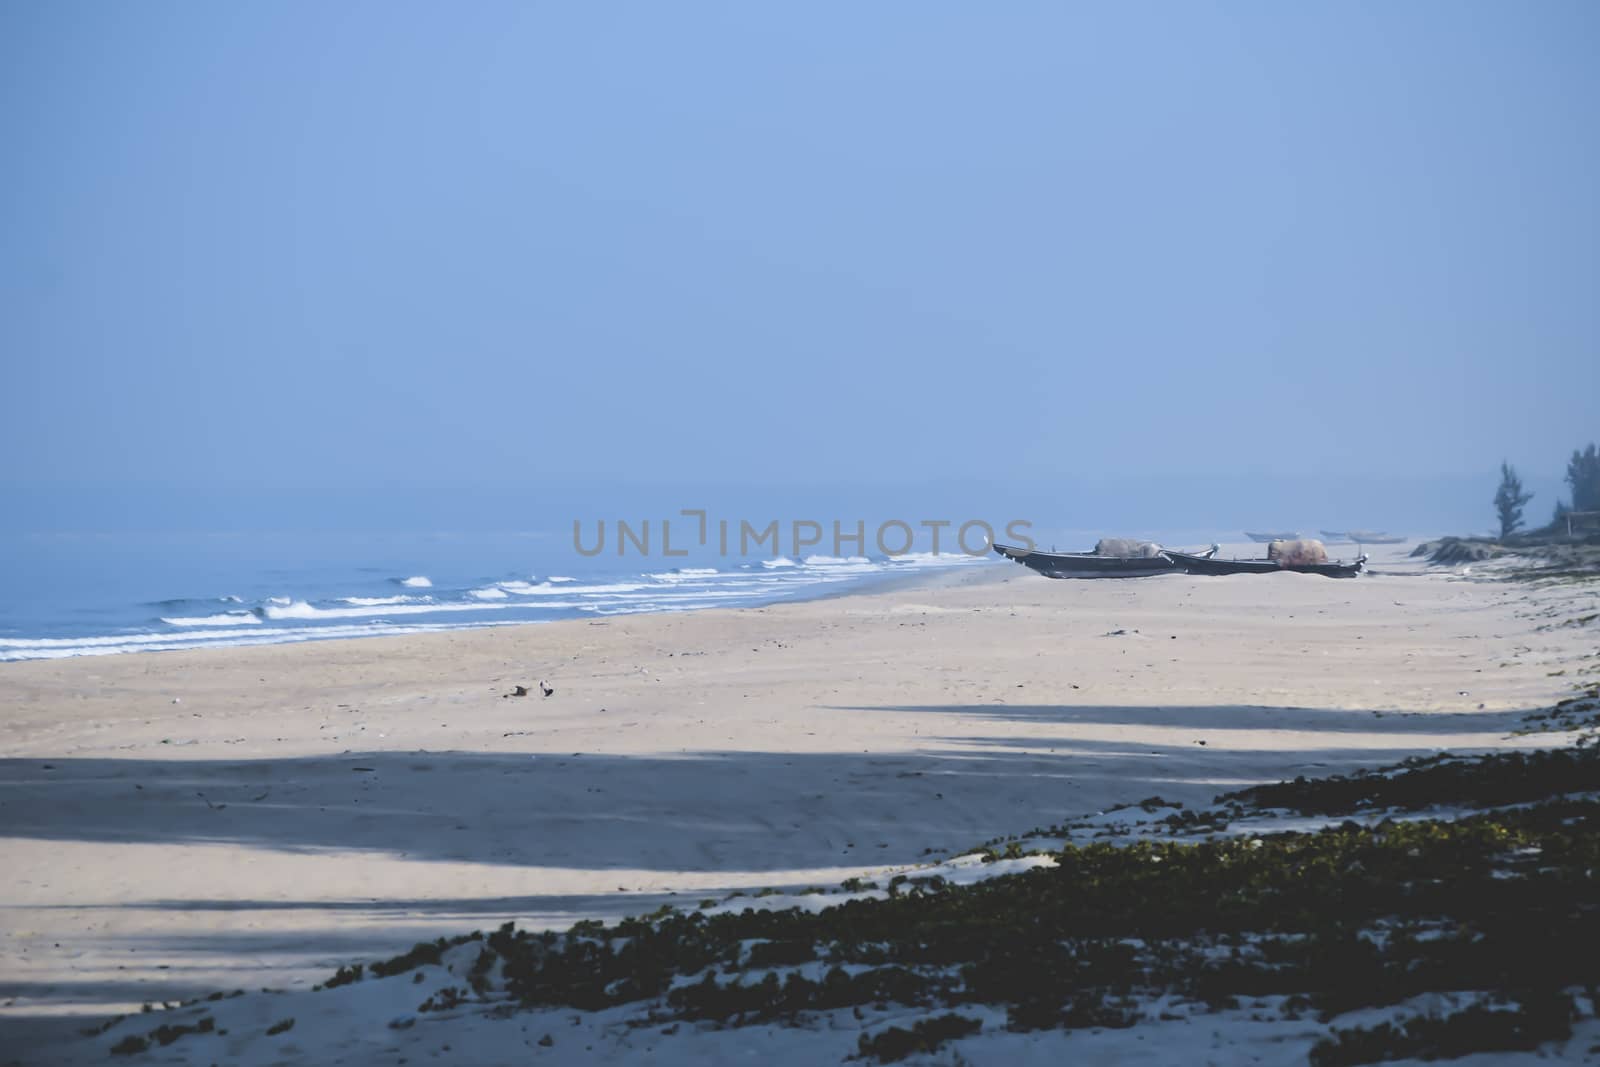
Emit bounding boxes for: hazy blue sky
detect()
[4,2,1596,508]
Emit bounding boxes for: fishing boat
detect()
[1165,548,1367,579]
[1245,531,1302,543]
[1319,530,1350,542]
[992,542,1217,579]
[1345,530,1406,544]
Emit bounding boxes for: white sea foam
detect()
[886,551,991,567]
[0,630,251,650]
[339,595,424,606]
[469,587,509,600]
[547,576,576,582]
[252,586,778,625]
[761,557,798,569]
[260,599,512,621]
[498,580,652,596]
[494,580,547,594]
[648,568,720,580]
[399,576,433,588]
[160,612,262,627]
[0,619,534,662]
[570,587,770,603]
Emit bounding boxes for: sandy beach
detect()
[3,545,1596,1060]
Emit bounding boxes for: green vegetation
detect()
[467,945,497,994]
[1308,990,1575,1066]
[1515,685,1600,739]
[257,738,1597,1061]
[1564,443,1600,515]
[1429,443,1600,563]
[317,962,363,990]
[418,986,468,1013]
[1495,461,1534,539]
[339,794,1594,1051]
[369,932,482,978]
[109,1034,148,1056]
[1217,745,1600,815]
[111,1016,215,1055]
[857,1013,983,1062]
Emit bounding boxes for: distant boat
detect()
[1165,549,1366,579]
[1322,529,1405,544]
[1345,530,1406,544]
[1245,531,1301,543]
[992,542,1217,579]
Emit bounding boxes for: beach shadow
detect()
[0,746,1164,871]
[0,699,1541,874]
[828,701,1530,735]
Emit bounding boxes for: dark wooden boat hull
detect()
[1165,551,1365,579]
[992,544,1177,579]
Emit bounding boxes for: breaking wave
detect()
[4,551,994,662]
[259,599,511,621]
[159,612,262,627]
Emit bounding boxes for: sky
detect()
[3,2,1596,525]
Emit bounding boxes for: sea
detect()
[3,483,1323,664]
[0,519,994,663]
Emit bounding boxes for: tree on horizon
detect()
[1494,462,1533,540]
[1566,443,1600,513]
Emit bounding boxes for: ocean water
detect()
[2,482,1296,664]
[0,526,991,662]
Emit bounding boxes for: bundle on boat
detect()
[1266,539,1328,567]
[1164,538,1364,578]
[1094,538,1165,559]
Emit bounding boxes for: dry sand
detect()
[1,546,1595,1042]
